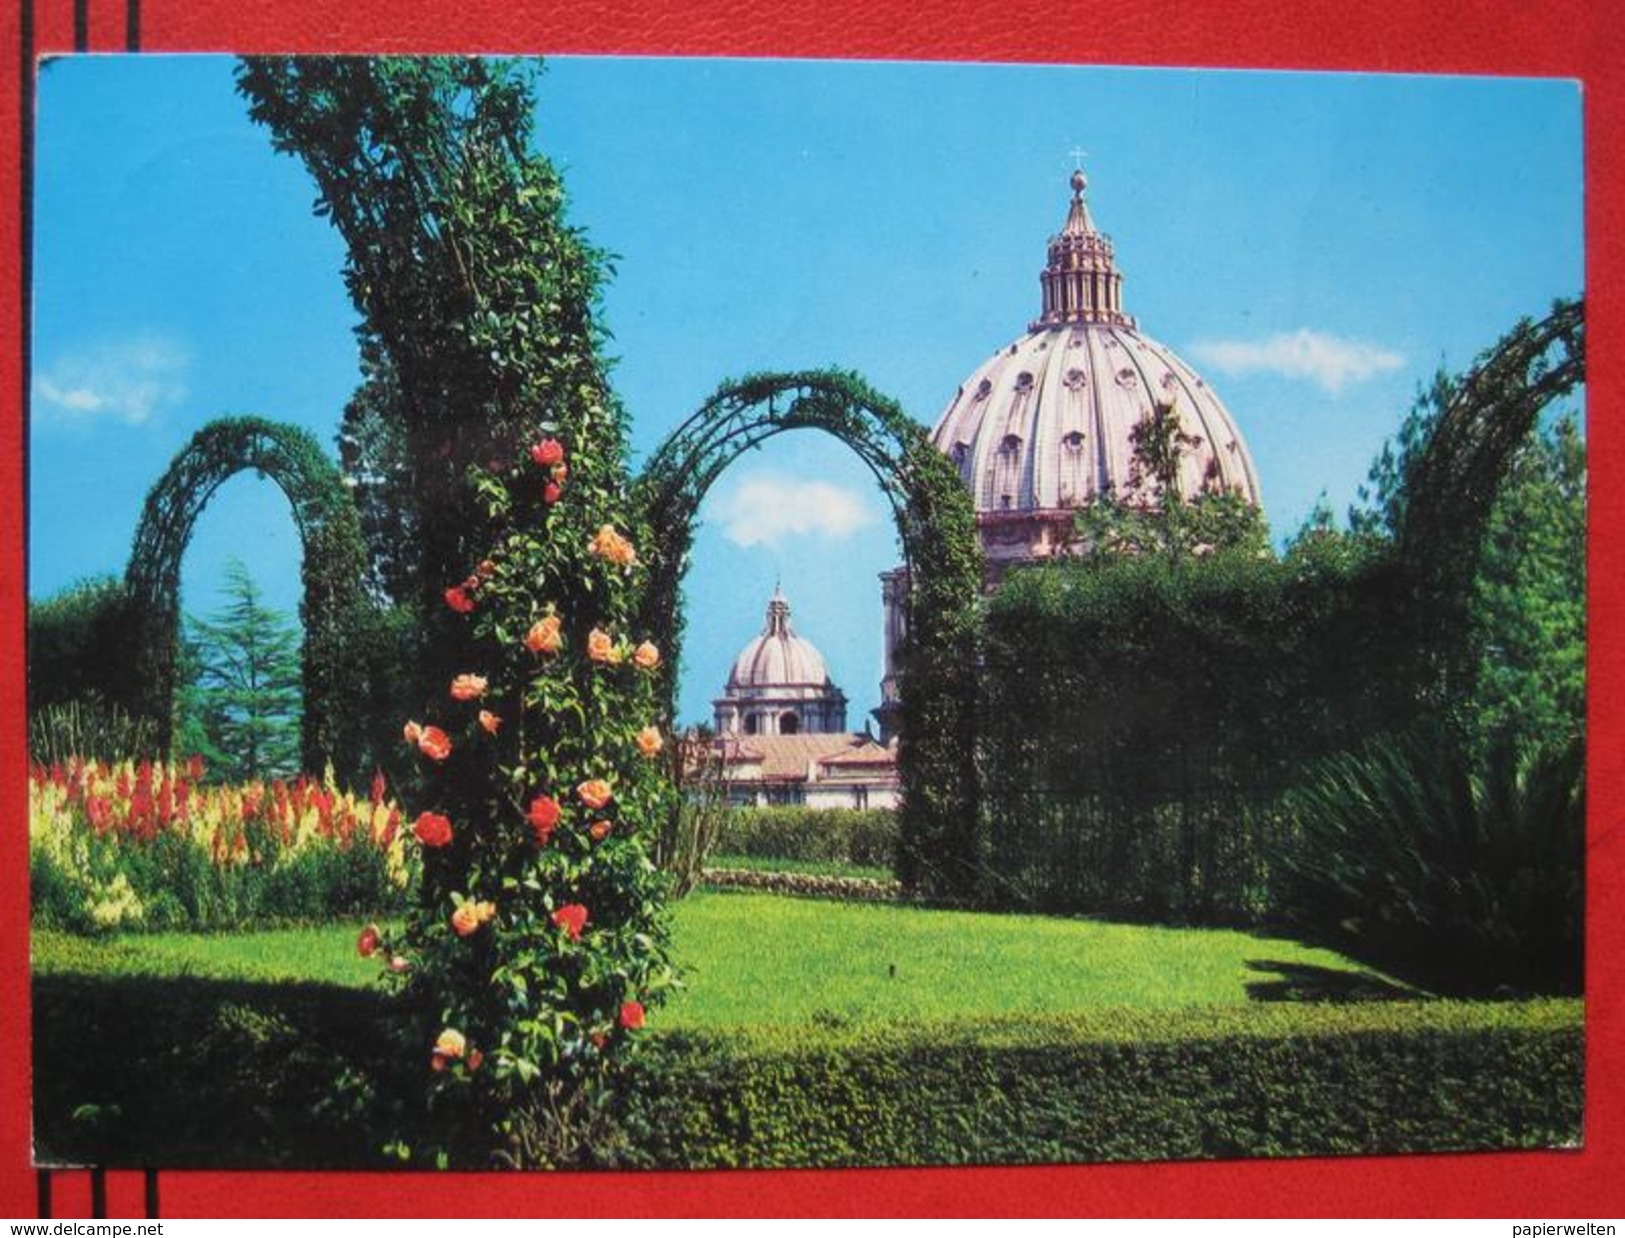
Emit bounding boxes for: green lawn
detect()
[33,889,1409,1029]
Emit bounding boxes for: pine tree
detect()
[179,559,303,781]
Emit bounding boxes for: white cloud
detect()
[33,335,190,426]
[1189,329,1404,394]
[712,472,879,548]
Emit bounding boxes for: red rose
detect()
[543,481,563,505]
[619,1001,646,1030]
[551,903,589,941]
[530,438,565,467]
[444,585,475,614]
[357,924,382,958]
[413,811,453,848]
[528,795,562,845]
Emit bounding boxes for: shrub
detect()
[29,698,160,767]
[716,807,899,869]
[618,1001,1582,1167]
[1274,728,1584,996]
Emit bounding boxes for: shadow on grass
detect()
[33,970,408,1169]
[1243,959,1418,1003]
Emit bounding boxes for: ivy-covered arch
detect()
[636,369,984,897]
[124,416,371,778]
[1396,298,1585,696]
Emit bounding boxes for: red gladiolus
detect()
[413,812,454,848]
[370,770,388,805]
[444,585,475,614]
[619,1001,646,1030]
[418,726,452,761]
[186,754,206,782]
[551,903,589,941]
[357,924,382,958]
[530,438,565,467]
[527,795,562,845]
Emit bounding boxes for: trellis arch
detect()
[636,369,985,897]
[124,416,372,778]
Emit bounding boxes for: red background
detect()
[2,0,1621,1218]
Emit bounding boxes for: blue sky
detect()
[30,56,1583,728]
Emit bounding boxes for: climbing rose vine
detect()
[360,431,678,1166]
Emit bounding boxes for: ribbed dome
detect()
[727,587,832,689]
[931,170,1261,515]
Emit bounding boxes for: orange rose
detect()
[524,615,563,655]
[588,819,612,842]
[632,641,661,671]
[619,1001,646,1030]
[417,726,452,761]
[444,585,475,614]
[450,674,488,701]
[586,628,616,663]
[530,438,565,467]
[588,524,638,567]
[403,720,423,745]
[478,710,502,735]
[577,779,613,810]
[551,462,569,484]
[636,726,663,759]
[543,482,563,505]
[451,899,496,938]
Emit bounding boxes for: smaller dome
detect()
[727,587,832,689]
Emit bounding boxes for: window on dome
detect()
[779,711,800,735]
[985,434,1025,510]
[1059,431,1088,507]
[744,713,760,736]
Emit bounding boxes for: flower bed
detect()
[29,757,411,932]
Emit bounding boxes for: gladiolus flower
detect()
[588,819,612,842]
[636,726,663,759]
[619,1001,646,1030]
[431,1028,466,1070]
[413,812,454,848]
[403,720,423,745]
[528,795,562,845]
[186,754,206,782]
[530,438,565,467]
[632,641,661,671]
[450,674,488,701]
[577,779,613,810]
[588,524,638,567]
[543,482,563,505]
[357,924,382,958]
[418,726,452,761]
[525,615,563,655]
[551,903,589,941]
[444,585,475,614]
[478,710,501,734]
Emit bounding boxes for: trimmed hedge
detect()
[979,544,1423,922]
[619,1001,1583,1168]
[716,807,898,869]
[33,968,1581,1169]
[702,867,901,901]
